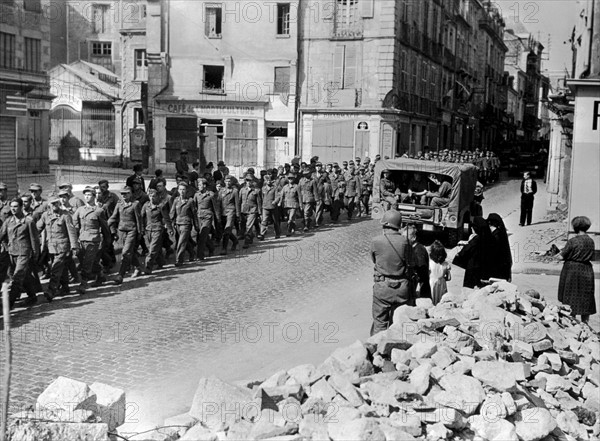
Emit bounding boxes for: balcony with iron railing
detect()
[332,20,364,40]
[0,66,49,85]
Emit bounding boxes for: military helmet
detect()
[381,210,402,230]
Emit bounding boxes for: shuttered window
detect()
[205,5,222,38]
[225,119,257,167]
[0,32,15,69]
[332,44,358,90]
[24,37,41,72]
[274,66,290,94]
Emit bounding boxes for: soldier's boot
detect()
[91,274,106,287]
[221,236,229,256]
[230,235,238,252]
[77,280,88,295]
[132,268,142,278]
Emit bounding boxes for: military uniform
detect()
[344,173,361,219]
[239,183,262,248]
[141,198,173,272]
[331,180,346,222]
[359,172,373,216]
[170,189,198,265]
[109,196,143,280]
[194,189,219,259]
[314,175,329,227]
[74,198,110,291]
[298,174,318,231]
[259,180,281,239]
[219,186,240,254]
[0,213,41,306]
[37,204,79,298]
[281,177,300,236]
[380,175,398,210]
[370,228,415,336]
[96,189,120,272]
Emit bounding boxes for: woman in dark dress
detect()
[487,213,512,282]
[558,216,596,323]
[453,216,495,288]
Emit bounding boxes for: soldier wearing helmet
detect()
[370,210,415,336]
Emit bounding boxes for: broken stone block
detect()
[388,411,423,436]
[501,392,517,416]
[514,407,557,441]
[408,341,437,359]
[556,410,589,440]
[188,377,254,429]
[539,352,562,371]
[480,394,508,420]
[179,424,218,441]
[426,422,451,440]
[378,422,417,441]
[287,364,316,387]
[36,377,97,414]
[472,361,517,391]
[163,413,198,438]
[431,346,458,370]
[377,338,412,356]
[409,362,432,395]
[249,410,298,440]
[417,407,464,429]
[557,350,579,365]
[261,370,290,389]
[89,382,126,432]
[299,415,329,441]
[468,415,518,441]
[509,362,532,381]
[434,374,486,415]
[327,418,385,441]
[509,322,548,344]
[512,340,534,359]
[325,340,374,378]
[328,374,364,408]
[8,421,109,441]
[390,348,411,366]
[309,379,337,402]
[262,384,305,404]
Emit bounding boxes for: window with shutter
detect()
[332,45,345,90]
[0,32,15,69]
[277,3,290,35]
[343,45,357,89]
[274,66,290,94]
[206,6,222,38]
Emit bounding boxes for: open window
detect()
[203,65,224,92]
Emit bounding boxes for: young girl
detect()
[429,240,451,305]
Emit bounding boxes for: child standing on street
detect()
[429,240,451,305]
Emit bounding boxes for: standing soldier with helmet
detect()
[73,186,110,292]
[109,186,144,283]
[370,210,415,335]
[344,168,362,220]
[37,197,79,301]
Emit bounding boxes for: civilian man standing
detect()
[519,171,537,226]
[370,210,414,336]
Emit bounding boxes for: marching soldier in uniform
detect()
[37,197,79,301]
[315,172,329,228]
[142,187,174,273]
[194,178,219,260]
[344,167,362,220]
[298,170,318,232]
[109,186,144,283]
[280,173,300,236]
[239,175,262,249]
[96,180,119,272]
[258,172,281,240]
[219,176,240,255]
[359,167,373,217]
[331,179,346,222]
[58,183,85,211]
[175,149,190,176]
[29,183,48,221]
[0,182,11,221]
[170,181,198,265]
[0,198,41,308]
[73,186,110,292]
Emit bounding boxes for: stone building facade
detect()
[146,0,298,175]
[0,0,53,182]
[297,0,508,164]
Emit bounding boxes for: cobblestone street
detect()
[2,174,598,429]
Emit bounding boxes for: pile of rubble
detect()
[8,281,600,440]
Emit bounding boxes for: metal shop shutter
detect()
[0,117,18,195]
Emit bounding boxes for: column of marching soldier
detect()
[0,157,376,312]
